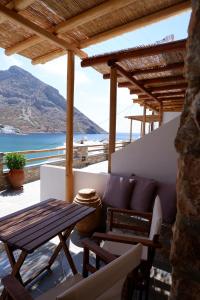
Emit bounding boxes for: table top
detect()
[0,199,95,253]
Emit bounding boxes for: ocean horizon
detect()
[0,132,140,153]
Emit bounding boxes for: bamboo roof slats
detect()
[103,62,185,79]
[114,63,161,105]
[81,39,186,67]
[81,37,187,112]
[0,3,88,59]
[0,0,191,64]
[79,1,190,49]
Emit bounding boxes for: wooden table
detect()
[0,199,95,287]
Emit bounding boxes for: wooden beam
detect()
[157,93,185,99]
[55,0,134,34]
[136,97,185,102]
[125,115,160,123]
[140,75,185,85]
[0,3,87,59]
[114,63,161,105]
[151,83,187,93]
[130,87,186,95]
[135,99,184,105]
[137,92,185,99]
[80,1,190,49]
[32,49,67,65]
[103,62,184,79]
[130,83,187,94]
[0,0,35,23]
[108,66,117,173]
[5,35,43,56]
[66,51,75,202]
[5,0,132,56]
[81,39,186,67]
[119,77,186,88]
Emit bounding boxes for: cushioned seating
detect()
[101,172,176,273]
[101,196,162,261]
[102,174,135,208]
[129,175,157,212]
[156,182,177,224]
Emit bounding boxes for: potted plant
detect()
[5,152,26,189]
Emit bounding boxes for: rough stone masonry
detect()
[170,1,200,299]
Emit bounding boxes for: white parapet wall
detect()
[40,164,109,201]
[111,116,180,183]
[163,112,181,124]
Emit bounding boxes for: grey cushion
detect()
[102,174,135,208]
[129,176,157,212]
[157,182,177,224]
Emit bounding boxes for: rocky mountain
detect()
[0,66,105,134]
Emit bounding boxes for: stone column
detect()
[170,1,200,299]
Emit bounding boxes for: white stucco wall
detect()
[163,112,181,124]
[111,116,180,183]
[40,165,109,201]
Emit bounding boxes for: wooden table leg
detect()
[58,232,77,275]
[1,247,27,299]
[48,226,75,270]
[4,244,27,284]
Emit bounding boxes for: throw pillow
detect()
[129,175,157,212]
[102,174,135,208]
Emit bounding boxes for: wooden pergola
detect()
[0,0,191,201]
[0,2,199,298]
[81,37,187,172]
[125,115,160,140]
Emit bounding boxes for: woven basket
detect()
[73,188,102,234]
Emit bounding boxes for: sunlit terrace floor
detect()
[0,178,171,299]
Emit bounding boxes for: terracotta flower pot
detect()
[7,169,25,189]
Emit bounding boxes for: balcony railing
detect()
[2,141,130,169]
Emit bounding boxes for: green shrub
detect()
[5,152,26,170]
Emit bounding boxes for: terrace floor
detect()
[0,179,171,299]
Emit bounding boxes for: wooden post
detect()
[129,119,133,142]
[66,50,74,202]
[151,111,154,132]
[159,102,163,126]
[142,104,146,136]
[108,66,117,173]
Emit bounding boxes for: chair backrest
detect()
[57,243,142,300]
[149,196,162,240]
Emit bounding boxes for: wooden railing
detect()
[2,141,129,168]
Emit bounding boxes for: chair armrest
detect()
[107,207,152,232]
[82,238,116,263]
[2,275,33,300]
[92,232,162,249]
[108,207,152,220]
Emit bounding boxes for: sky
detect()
[0,11,191,133]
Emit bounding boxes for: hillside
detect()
[0,66,105,134]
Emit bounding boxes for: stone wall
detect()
[170,1,200,299]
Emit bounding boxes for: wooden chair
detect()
[85,196,162,300]
[2,242,142,300]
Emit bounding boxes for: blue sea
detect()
[0,133,140,167]
[0,132,139,153]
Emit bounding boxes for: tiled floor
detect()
[0,229,87,298]
[0,180,171,299]
[0,180,40,218]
